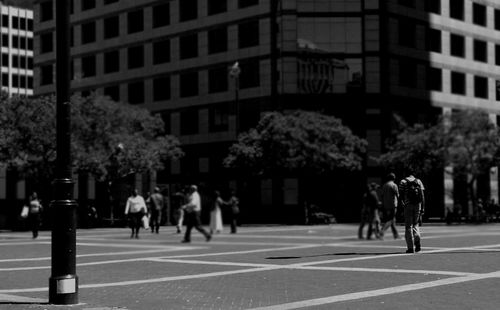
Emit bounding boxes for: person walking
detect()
[149,187,164,234]
[358,183,381,240]
[380,173,400,239]
[181,185,211,243]
[209,191,224,234]
[27,192,42,239]
[399,169,425,253]
[124,189,147,239]
[227,190,240,234]
[173,190,186,233]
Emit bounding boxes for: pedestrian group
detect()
[358,169,425,253]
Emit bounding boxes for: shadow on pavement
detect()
[266,252,402,259]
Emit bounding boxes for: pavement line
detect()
[148,258,475,277]
[0,266,280,293]
[0,293,46,303]
[0,247,200,263]
[247,271,500,310]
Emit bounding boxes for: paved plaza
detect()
[0,223,499,309]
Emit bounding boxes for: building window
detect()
[28,57,33,70]
[425,0,441,14]
[12,55,18,68]
[153,76,171,101]
[40,1,53,22]
[180,71,199,97]
[208,0,227,15]
[473,40,487,63]
[399,59,417,88]
[82,0,96,11]
[180,109,199,135]
[473,3,486,27]
[1,53,8,67]
[104,85,120,101]
[153,39,170,64]
[239,60,260,89]
[427,67,442,91]
[209,104,229,132]
[179,34,198,60]
[104,50,119,73]
[398,19,416,48]
[19,18,26,31]
[179,0,197,22]
[496,45,500,66]
[104,16,119,39]
[208,27,227,54]
[40,64,53,85]
[426,28,441,53]
[104,0,119,4]
[153,3,170,28]
[208,66,228,93]
[12,74,19,88]
[12,36,18,49]
[81,21,96,45]
[449,0,464,20]
[128,45,144,69]
[2,14,9,27]
[1,34,8,47]
[81,55,96,77]
[127,9,144,34]
[128,81,144,104]
[398,0,414,7]
[239,0,258,8]
[12,16,18,29]
[28,38,33,50]
[496,9,500,31]
[40,32,53,54]
[238,20,259,48]
[451,71,466,95]
[450,34,465,58]
[496,80,500,101]
[27,19,33,31]
[1,73,8,86]
[474,76,488,99]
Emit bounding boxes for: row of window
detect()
[399,63,496,100]
[401,0,500,31]
[1,73,33,89]
[1,14,33,31]
[40,59,260,102]
[39,16,258,56]
[1,34,33,50]
[1,54,34,70]
[400,22,500,65]
[39,0,258,23]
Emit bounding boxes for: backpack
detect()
[406,178,423,204]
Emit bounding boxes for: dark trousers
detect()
[230,213,238,233]
[29,213,41,238]
[149,209,161,233]
[183,211,210,242]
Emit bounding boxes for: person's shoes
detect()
[394,235,401,240]
[176,227,181,234]
[181,239,190,243]
[135,235,139,239]
[415,244,421,252]
[206,234,212,242]
[130,233,134,238]
[406,249,415,253]
[155,230,159,234]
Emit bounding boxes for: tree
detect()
[224,110,367,175]
[377,109,500,217]
[0,93,183,195]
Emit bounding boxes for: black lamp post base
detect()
[49,275,78,305]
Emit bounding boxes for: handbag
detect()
[20,206,29,219]
[142,214,150,229]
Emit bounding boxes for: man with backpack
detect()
[399,169,425,253]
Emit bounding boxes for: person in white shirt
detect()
[181,185,211,243]
[124,189,147,239]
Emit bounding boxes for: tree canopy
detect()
[0,93,183,185]
[224,110,367,175]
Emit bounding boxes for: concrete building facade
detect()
[30,0,500,223]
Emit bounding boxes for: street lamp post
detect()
[49,0,78,305]
[229,62,241,134]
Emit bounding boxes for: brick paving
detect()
[0,224,499,309]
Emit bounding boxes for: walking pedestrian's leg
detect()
[405,205,416,253]
[231,214,237,233]
[413,208,421,252]
[391,220,399,239]
[193,212,211,241]
[358,222,365,239]
[183,224,193,242]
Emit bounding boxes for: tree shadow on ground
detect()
[266,252,402,259]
